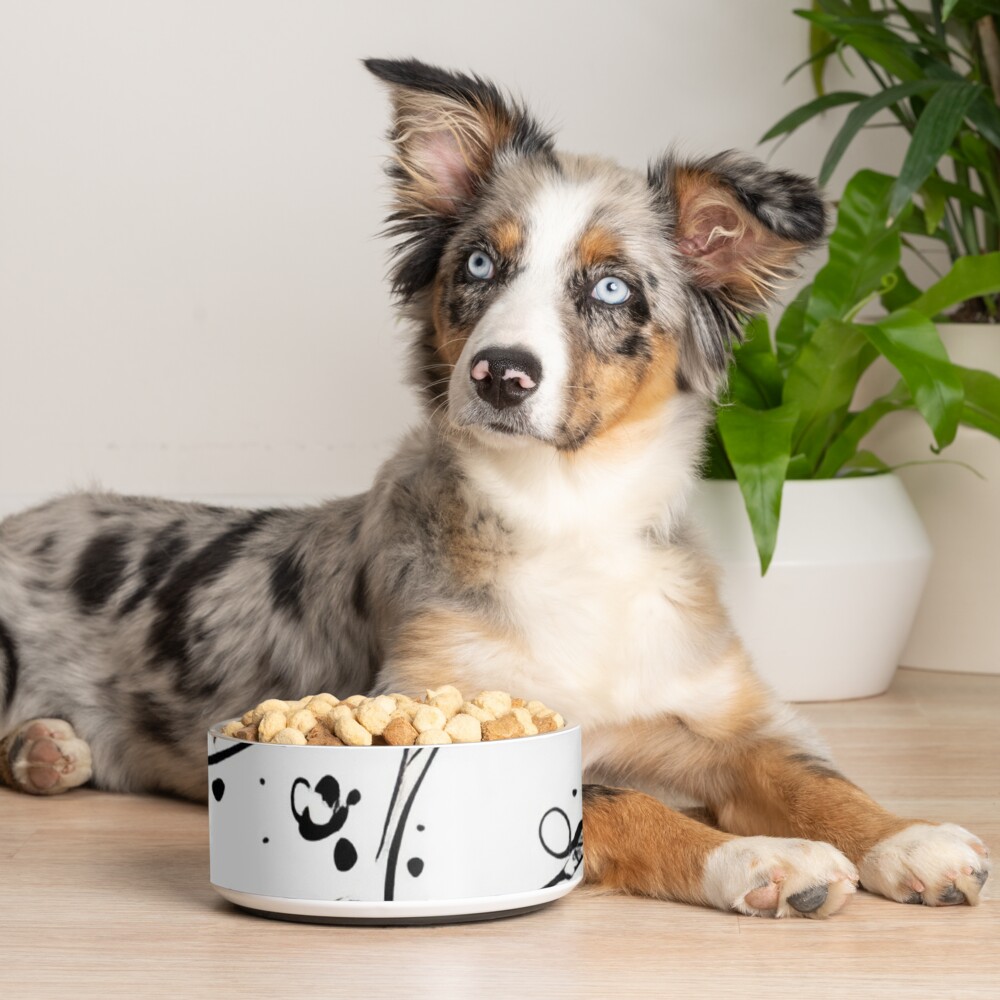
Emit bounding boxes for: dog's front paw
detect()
[701,836,858,919]
[3,718,93,795]
[860,823,990,907]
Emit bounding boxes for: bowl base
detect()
[230,900,552,926]
[212,869,583,926]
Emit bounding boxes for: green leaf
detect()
[816,381,913,477]
[839,450,892,474]
[818,80,944,186]
[956,364,1000,437]
[908,252,1000,317]
[921,173,992,213]
[889,0,964,56]
[741,313,774,355]
[727,315,784,409]
[702,425,735,479]
[760,91,868,142]
[805,171,905,334]
[940,0,961,18]
[716,402,800,574]
[785,454,814,479]
[843,29,926,79]
[967,91,1000,149]
[864,309,964,448]
[880,266,924,312]
[888,82,981,221]
[815,0,886,23]
[797,10,928,79]
[920,181,947,235]
[783,318,872,467]
[775,282,814,372]
[810,1,835,95]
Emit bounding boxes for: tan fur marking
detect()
[576,225,622,269]
[388,608,525,695]
[583,787,729,902]
[602,333,679,435]
[590,699,913,865]
[491,216,523,259]
[713,748,912,862]
[679,642,772,742]
[442,505,514,590]
[431,273,468,369]
[566,333,680,450]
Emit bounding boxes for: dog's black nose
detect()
[470,348,543,410]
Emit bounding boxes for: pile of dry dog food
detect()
[221,685,566,747]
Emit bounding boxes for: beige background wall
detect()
[0,0,908,515]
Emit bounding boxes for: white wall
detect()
[0,0,907,515]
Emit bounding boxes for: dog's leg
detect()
[700,737,990,908]
[587,655,990,912]
[0,719,93,795]
[582,784,857,918]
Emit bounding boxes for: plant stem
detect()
[943,200,973,261]
[985,210,999,255]
[931,0,946,45]
[860,55,892,92]
[974,162,1000,252]
[978,16,1000,106]
[953,161,982,256]
[941,199,962,262]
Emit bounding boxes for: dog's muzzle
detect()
[470,348,543,411]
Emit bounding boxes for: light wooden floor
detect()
[2,668,997,999]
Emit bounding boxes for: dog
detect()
[0,58,989,918]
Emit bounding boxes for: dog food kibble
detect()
[258,711,287,743]
[482,713,524,741]
[411,704,447,734]
[383,715,418,746]
[415,728,452,745]
[272,727,307,746]
[333,714,373,747]
[223,687,566,746]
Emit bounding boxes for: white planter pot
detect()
[856,323,1000,676]
[691,476,931,702]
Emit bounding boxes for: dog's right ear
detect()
[365,58,552,297]
[365,58,551,216]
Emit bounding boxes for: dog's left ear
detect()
[649,152,826,313]
[649,152,827,390]
[652,151,827,313]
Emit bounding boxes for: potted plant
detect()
[760,0,1000,678]
[698,167,1000,700]
[697,0,1000,699]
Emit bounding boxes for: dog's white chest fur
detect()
[451,397,738,731]
[501,536,730,729]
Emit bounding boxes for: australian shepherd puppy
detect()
[0,59,989,918]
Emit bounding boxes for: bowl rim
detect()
[208,718,579,750]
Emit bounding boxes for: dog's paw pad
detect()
[860,823,991,907]
[6,718,93,795]
[786,883,830,914]
[703,836,858,919]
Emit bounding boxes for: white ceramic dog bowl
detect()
[207,723,583,924]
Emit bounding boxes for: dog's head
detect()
[366,58,825,452]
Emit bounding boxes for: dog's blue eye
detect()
[467,251,495,280]
[592,276,630,305]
